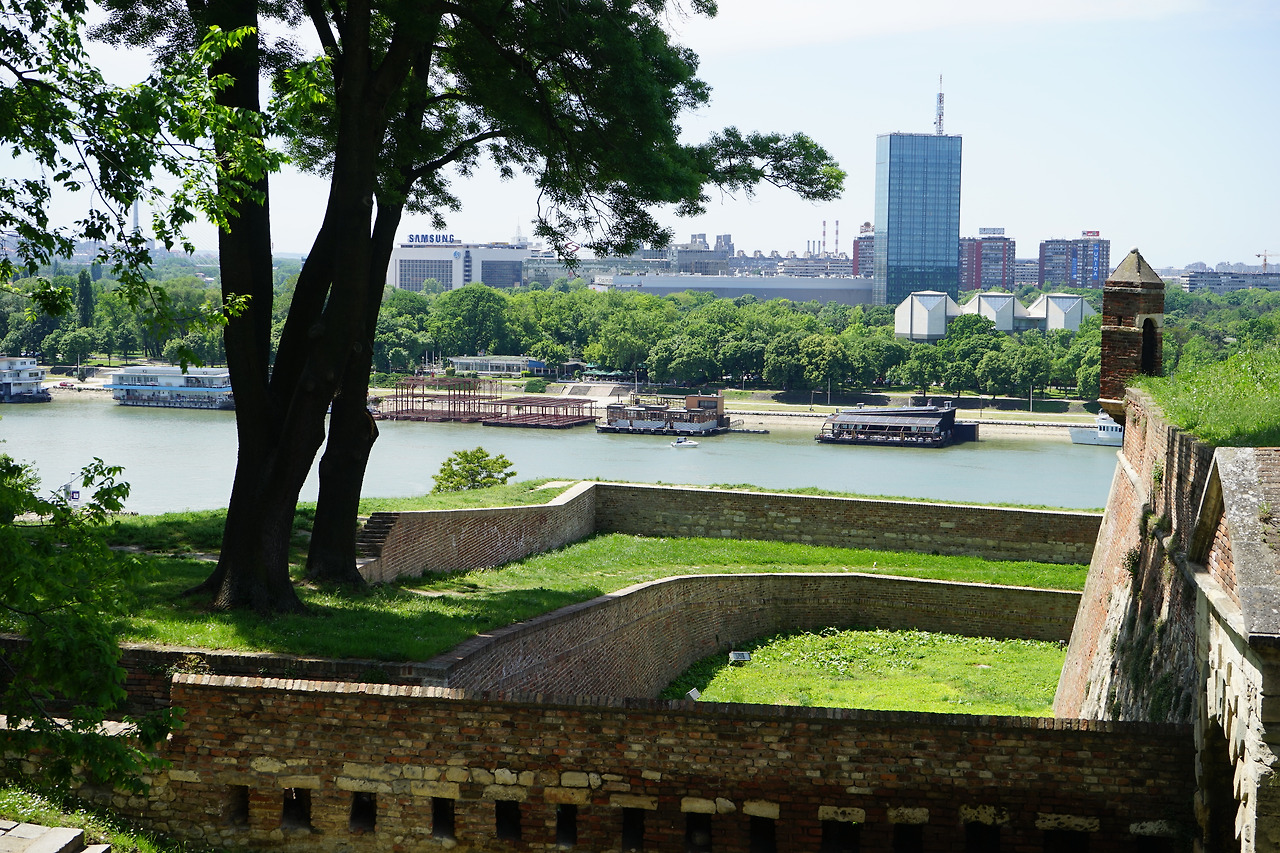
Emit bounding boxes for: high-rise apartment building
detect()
[873,133,963,305]
[959,231,1016,291]
[1038,233,1111,288]
[852,234,875,277]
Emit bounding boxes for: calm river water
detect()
[0,393,1118,515]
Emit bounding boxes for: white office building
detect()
[386,234,532,292]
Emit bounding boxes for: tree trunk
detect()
[305,202,405,584]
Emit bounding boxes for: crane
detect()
[1259,250,1275,274]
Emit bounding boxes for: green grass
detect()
[98,534,1085,662]
[661,627,1065,716]
[1136,344,1280,447]
[357,478,572,513]
[0,785,188,852]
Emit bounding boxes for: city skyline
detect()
[8,1,1278,270]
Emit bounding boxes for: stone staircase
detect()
[0,820,110,852]
[355,512,398,559]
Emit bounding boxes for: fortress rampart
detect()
[359,481,1102,584]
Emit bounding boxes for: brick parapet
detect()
[592,483,1100,565]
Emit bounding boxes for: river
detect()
[0,393,1118,515]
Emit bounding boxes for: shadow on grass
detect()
[120,555,603,662]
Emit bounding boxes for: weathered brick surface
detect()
[359,480,597,581]
[1056,390,1212,722]
[593,484,1100,565]
[427,573,1082,696]
[88,675,1192,853]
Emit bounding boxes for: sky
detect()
[50,1,1280,268]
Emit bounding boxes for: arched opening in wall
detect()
[1141,318,1158,376]
[224,785,249,827]
[749,815,777,853]
[820,819,860,852]
[964,822,1000,851]
[496,800,522,841]
[892,823,923,853]
[281,788,312,830]
[556,804,578,847]
[431,797,456,840]
[349,791,376,833]
[685,812,712,853]
[621,808,645,851]
[1201,720,1237,852]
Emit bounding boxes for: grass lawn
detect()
[1135,343,1280,447]
[0,786,181,853]
[661,627,1065,716]
[84,531,1085,662]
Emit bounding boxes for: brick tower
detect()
[1099,248,1165,422]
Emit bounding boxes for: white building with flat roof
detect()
[386,234,532,292]
[0,356,49,402]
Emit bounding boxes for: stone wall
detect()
[425,573,1081,696]
[86,674,1193,853]
[359,482,1103,585]
[1054,389,1280,852]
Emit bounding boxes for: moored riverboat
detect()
[597,392,733,436]
[1069,412,1124,446]
[103,365,235,410]
[815,404,971,447]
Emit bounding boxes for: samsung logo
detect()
[407,234,456,244]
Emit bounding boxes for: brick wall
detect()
[360,480,596,581]
[425,573,1082,697]
[592,484,1100,565]
[87,675,1193,853]
[1056,390,1216,723]
[0,574,1082,714]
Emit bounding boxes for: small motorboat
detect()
[671,436,699,448]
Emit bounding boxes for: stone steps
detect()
[355,512,398,558]
[0,820,110,853]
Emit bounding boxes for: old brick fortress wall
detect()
[111,675,1192,853]
[360,482,1102,584]
[426,573,1081,697]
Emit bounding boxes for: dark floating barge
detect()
[815,404,977,447]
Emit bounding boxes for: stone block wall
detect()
[426,573,1082,697]
[592,484,1100,565]
[91,674,1193,853]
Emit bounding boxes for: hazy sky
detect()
[70,1,1280,268]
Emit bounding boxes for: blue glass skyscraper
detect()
[873,133,962,305]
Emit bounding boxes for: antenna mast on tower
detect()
[935,75,944,135]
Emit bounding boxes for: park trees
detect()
[95,0,843,608]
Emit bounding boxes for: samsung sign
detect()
[406,234,457,244]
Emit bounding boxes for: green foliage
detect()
[1135,342,1280,447]
[523,377,548,393]
[662,628,1065,715]
[0,456,176,792]
[431,447,517,493]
